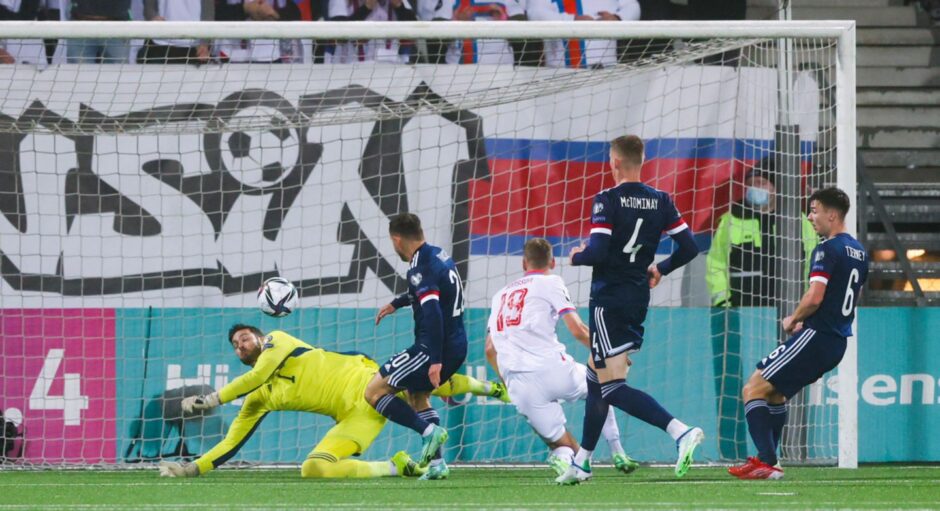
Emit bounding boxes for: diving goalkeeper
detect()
[158,324,507,479]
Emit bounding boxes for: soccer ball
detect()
[258,277,299,317]
[221,106,299,190]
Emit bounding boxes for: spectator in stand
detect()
[0,0,44,64]
[215,0,243,20]
[619,0,673,63]
[284,0,329,63]
[215,0,307,63]
[524,0,639,68]
[575,0,639,67]
[38,0,62,64]
[453,1,543,67]
[522,0,568,68]
[64,0,133,63]
[138,0,215,64]
[413,0,457,64]
[453,3,516,66]
[327,0,416,64]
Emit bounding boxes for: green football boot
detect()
[391,450,426,478]
[612,453,639,474]
[489,382,511,403]
[419,425,449,467]
[675,427,705,478]
[548,454,571,476]
[418,461,450,480]
[555,459,592,485]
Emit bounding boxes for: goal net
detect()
[0,21,856,468]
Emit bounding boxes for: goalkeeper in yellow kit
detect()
[158,324,507,479]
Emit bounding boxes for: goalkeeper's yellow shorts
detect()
[308,399,386,460]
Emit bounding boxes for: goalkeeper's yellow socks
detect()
[301,456,392,478]
[434,373,489,397]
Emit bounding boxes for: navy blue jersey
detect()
[405,243,468,357]
[803,233,869,337]
[586,182,688,305]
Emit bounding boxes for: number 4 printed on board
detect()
[28,349,89,426]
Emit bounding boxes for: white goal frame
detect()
[0,19,858,468]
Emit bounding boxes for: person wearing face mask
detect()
[705,158,818,461]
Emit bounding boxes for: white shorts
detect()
[501,356,587,443]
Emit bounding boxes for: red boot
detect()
[731,458,784,480]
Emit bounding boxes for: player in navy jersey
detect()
[556,135,704,485]
[729,187,868,480]
[365,213,468,481]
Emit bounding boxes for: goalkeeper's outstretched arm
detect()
[160,394,269,477]
[177,333,298,415]
[216,339,297,402]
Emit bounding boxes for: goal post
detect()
[835,23,858,470]
[0,20,857,468]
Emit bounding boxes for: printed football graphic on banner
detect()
[0,81,487,305]
[0,309,116,463]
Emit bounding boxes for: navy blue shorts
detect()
[589,303,647,369]
[756,327,846,399]
[379,344,467,393]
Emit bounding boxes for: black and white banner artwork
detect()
[0,65,818,308]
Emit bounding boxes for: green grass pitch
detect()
[1,466,938,509]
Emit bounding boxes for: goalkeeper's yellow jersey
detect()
[195,330,378,473]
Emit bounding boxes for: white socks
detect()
[601,405,624,455]
[666,418,690,441]
[573,448,592,467]
[608,440,626,456]
[551,446,575,462]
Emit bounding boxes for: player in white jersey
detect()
[485,238,639,476]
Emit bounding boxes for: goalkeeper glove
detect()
[158,461,200,478]
[181,392,220,415]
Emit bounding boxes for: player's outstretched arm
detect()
[652,227,699,283]
[194,396,268,475]
[570,235,611,267]
[161,396,268,477]
[158,460,200,478]
[571,196,613,266]
[484,333,501,377]
[561,311,591,349]
[181,392,221,415]
[376,293,411,325]
[216,338,295,403]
